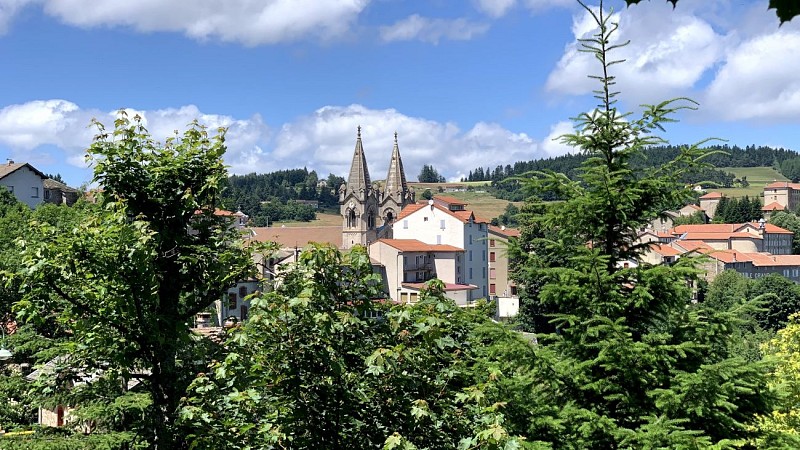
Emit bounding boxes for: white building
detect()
[393,197,490,302]
[369,239,476,305]
[0,161,47,208]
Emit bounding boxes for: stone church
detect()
[339,127,415,249]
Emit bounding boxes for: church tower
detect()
[379,132,415,232]
[340,127,379,250]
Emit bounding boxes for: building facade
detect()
[0,161,47,208]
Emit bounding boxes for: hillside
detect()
[716,166,789,198]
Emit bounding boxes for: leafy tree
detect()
[421,188,433,200]
[770,211,800,254]
[417,164,446,183]
[671,210,706,226]
[625,0,800,24]
[15,114,254,449]
[180,245,543,449]
[513,1,771,445]
[750,273,800,332]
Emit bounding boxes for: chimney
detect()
[6,159,13,165]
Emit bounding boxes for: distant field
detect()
[274,210,341,227]
[715,166,786,199]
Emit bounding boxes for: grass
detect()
[715,166,786,199]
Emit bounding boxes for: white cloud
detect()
[3,0,370,45]
[546,2,726,104]
[704,30,800,121]
[380,14,490,44]
[0,101,561,181]
[541,120,575,156]
[272,104,540,181]
[0,0,32,34]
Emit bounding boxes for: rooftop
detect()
[374,238,463,252]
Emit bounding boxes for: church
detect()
[339,127,415,249]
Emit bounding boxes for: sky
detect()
[1,0,799,187]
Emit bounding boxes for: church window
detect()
[347,210,357,228]
[368,212,376,229]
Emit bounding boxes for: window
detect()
[511,286,517,296]
[440,219,446,230]
[436,235,442,244]
[424,217,428,222]
[7,186,12,193]
[31,187,39,198]
[469,235,473,245]
[489,252,496,262]
[469,267,473,278]
[228,293,237,309]
[490,268,496,279]
[409,293,419,303]
[489,239,495,247]
[239,286,247,298]
[482,250,486,261]
[490,284,496,295]
[469,250,472,262]
[44,190,51,200]
[483,267,486,278]
[403,220,409,229]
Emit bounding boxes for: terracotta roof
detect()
[761,223,793,234]
[0,162,47,181]
[396,202,488,224]
[433,195,467,206]
[672,240,713,252]
[700,249,751,264]
[699,191,724,199]
[682,204,703,211]
[765,181,800,190]
[672,222,792,236]
[489,225,520,238]
[680,232,761,241]
[401,282,478,291]
[249,226,342,248]
[750,254,800,267]
[763,202,786,211]
[649,243,682,256]
[374,239,463,252]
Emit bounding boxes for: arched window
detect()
[386,211,394,224]
[347,209,357,228]
[368,211,376,229]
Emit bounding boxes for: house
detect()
[393,197,490,301]
[0,161,47,208]
[368,238,475,305]
[762,201,787,220]
[488,225,520,319]
[666,222,793,254]
[764,181,800,212]
[43,178,80,206]
[698,192,724,219]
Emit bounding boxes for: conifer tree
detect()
[516,1,772,446]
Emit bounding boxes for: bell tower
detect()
[340,126,379,250]
[379,132,415,235]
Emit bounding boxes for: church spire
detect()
[384,131,408,194]
[347,125,372,193]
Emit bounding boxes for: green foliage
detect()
[512,1,772,446]
[770,211,800,254]
[15,113,253,449]
[712,196,763,223]
[417,164,446,183]
[421,188,433,200]
[672,210,707,226]
[181,245,544,449]
[750,274,800,332]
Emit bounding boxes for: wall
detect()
[0,166,44,208]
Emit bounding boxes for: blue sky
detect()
[0,0,798,187]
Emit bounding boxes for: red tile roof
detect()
[765,181,800,190]
[649,243,681,256]
[699,191,724,199]
[489,225,520,238]
[374,239,464,252]
[249,226,342,248]
[672,240,713,252]
[433,195,467,206]
[763,202,786,211]
[396,202,488,224]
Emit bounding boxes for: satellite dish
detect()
[428,200,434,206]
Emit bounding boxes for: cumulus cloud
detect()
[541,121,575,156]
[1,0,370,45]
[271,104,539,181]
[379,14,490,44]
[704,29,800,121]
[0,101,553,181]
[546,3,726,104]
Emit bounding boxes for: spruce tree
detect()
[519,1,772,446]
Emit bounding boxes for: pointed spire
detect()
[385,131,408,195]
[347,126,371,194]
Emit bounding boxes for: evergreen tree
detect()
[514,2,771,446]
